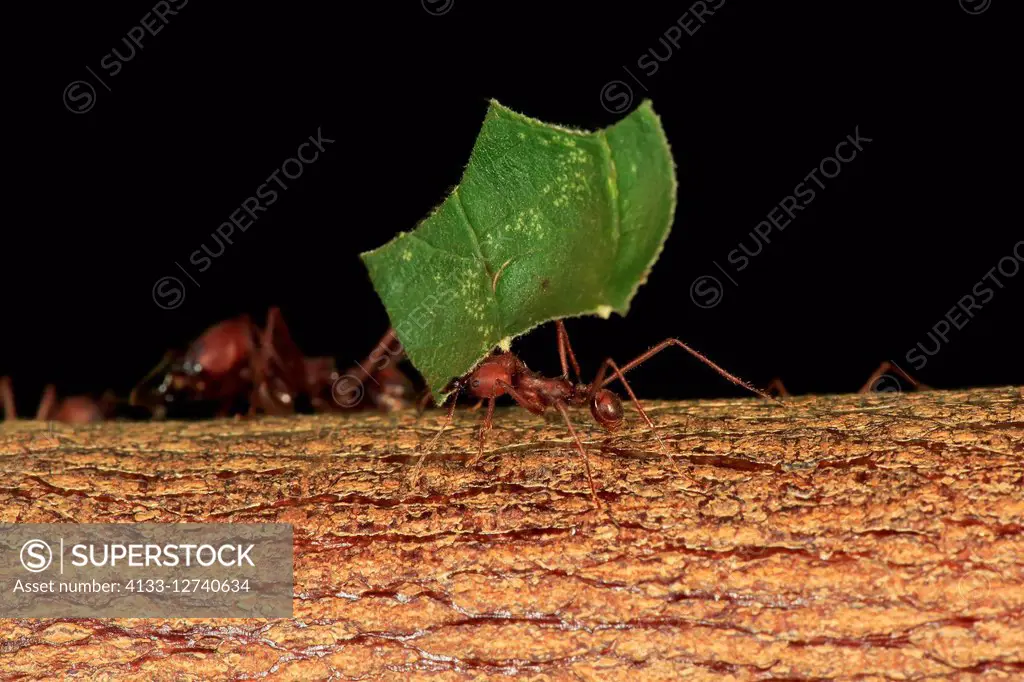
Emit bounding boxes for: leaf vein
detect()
[455,188,505,337]
[405,232,475,263]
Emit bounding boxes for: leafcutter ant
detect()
[411,320,777,505]
[130,311,261,417]
[858,361,930,394]
[130,308,415,418]
[327,327,415,412]
[1,376,113,424]
[765,361,929,397]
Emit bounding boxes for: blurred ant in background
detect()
[765,360,929,397]
[130,307,416,418]
[1,376,115,424]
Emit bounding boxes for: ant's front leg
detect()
[493,380,546,416]
[1,377,15,419]
[129,350,177,409]
[765,378,790,398]
[257,307,307,409]
[488,378,599,506]
[466,396,496,468]
[35,384,57,421]
[412,386,479,417]
[408,382,466,489]
[487,379,602,506]
[414,389,435,417]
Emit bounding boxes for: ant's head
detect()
[468,361,512,399]
[590,389,624,431]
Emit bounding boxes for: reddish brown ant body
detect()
[413,321,776,503]
[131,307,415,417]
[1,376,113,424]
[131,312,259,417]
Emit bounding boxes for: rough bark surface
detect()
[0,386,1022,681]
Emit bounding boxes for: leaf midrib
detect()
[597,129,622,304]
[454,187,505,338]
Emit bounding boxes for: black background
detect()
[8,0,1020,409]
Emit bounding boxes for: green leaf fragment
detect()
[360,99,677,402]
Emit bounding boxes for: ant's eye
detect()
[471,379,480,388]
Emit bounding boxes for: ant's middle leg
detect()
[591,357,711,495]
[555,320,582,382]
[485,377,599,506]
[471,379,548,465]
[553,400,600,507]
[596,357,669,452]
[596,338,777,403]
[466,380,547,468]
[348,327,406,388]
[257,308,306,407]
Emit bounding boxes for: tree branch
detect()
[1,387,1022,680]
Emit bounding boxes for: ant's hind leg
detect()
[859,361,929,394]
[597,338,778,404]
[553,401,600,508]
[597,358,707,496]
[1,377,15,419]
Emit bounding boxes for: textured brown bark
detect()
[1,386,1022,681]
